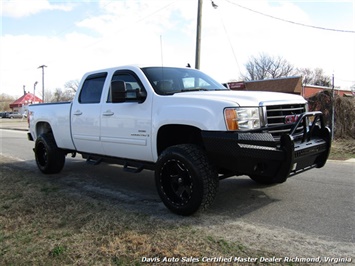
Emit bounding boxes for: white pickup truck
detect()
[28,65,331,215]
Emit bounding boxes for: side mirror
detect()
[135,88,147,103]
[111,80,126,103]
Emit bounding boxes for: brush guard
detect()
[202,111,331,183]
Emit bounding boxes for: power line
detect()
[214,4,241,74]
[335,77,355,83]
[223,0,355,34]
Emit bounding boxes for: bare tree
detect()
[297,67,331,87]
[297,67,313,85]
[47,80,79,102]
[64,80,79,92]
[48,88,75,102]
[0,93,15,111]
[242,53,295,81]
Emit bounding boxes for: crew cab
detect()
[28,65,331,215]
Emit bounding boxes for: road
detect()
[1,128,354,258]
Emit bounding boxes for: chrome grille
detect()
[265,104,306,141]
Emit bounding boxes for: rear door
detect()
[71,72,107,154]
[100,70,153,161]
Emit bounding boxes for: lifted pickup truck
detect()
[28,65,331,215]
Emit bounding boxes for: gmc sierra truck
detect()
[28,65,331,215]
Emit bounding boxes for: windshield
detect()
[141,67,228,95]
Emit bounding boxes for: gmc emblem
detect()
[285,114,300,124]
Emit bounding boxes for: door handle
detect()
[102,111,114,116]
[73,110,82,116]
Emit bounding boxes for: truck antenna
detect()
[160,35,164,67]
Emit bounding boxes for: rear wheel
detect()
[35,133,65,174]
[155,144,218,216]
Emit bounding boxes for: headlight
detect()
[224,107,261,131]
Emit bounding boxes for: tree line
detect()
[241,53,331,86]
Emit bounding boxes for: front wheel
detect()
[155,144,218,216]
[35,133,65,174]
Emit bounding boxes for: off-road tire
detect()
[35,133,65,174]
[155,144,218,216]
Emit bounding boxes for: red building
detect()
[228,76,353,98]
[9,92,43,114]
[303,85,353,98]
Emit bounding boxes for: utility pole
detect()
[195,0,218,69]
[195,0,203,69]
[34,81,38,96]
[38,65,47,102]
[331,73,335,140]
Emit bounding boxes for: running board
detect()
[86,156,102,165]
[80,152,156,172]
[123,162,144,173]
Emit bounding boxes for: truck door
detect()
[71,72,107,154]
[100,70,153,161]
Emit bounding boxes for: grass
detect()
[329,138,355,160]
[49,245,67,257]
[0,155,288,266]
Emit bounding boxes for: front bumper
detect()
[202,111,331,183]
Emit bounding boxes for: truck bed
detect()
[28,102,75,150]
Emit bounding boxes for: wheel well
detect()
[157,125,204,155]
[36,122,53,137]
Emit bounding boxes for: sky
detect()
[1,0,355,98]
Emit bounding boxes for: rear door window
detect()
[79,73,107,104]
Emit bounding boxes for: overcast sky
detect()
[1,0,354,98]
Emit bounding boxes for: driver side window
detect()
[108,71,146,103]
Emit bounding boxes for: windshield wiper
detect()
[181,88,209,92]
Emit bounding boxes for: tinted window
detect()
[108,71,146,102]
[141,67,228,95]
[79,73,107,103]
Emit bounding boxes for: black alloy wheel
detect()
[155,144,218,216]
[35,133,65,174]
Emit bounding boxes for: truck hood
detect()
[171,90,307,107]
